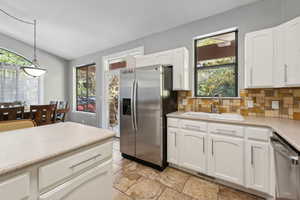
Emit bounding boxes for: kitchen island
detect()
[0,122,115,200]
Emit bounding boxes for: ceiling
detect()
[0,0,259,60]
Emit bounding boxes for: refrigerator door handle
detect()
[134,80,138,130]
[131,80,136,130]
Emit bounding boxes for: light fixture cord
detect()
[33,20,37,61]
[0,8,34,25]
[0,8,37,61]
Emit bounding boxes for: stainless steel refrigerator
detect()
[119,65,177,170]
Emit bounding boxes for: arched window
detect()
[0,48,42,105]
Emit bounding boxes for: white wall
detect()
[68,0,300,127]
[0,32,68,103]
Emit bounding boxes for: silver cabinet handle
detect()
[69,154,102,169]
[211,140,214,156]
[203,138,205,153]
[284,64,288,83]
[251,146,254,165]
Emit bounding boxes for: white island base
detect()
[0,122,115,200]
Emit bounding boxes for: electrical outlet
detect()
[247,100,254,108]
[272,101,280,110]
[182,99,188,106]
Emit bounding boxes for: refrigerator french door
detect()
[120,65,177,170]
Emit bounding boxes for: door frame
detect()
[101,47,144,132]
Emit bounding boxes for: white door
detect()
[39,161,112,200]
[167,128,179,165]
[103,71,120,137]
[284,17,300,86]
[245,28,274,88]
[180,129,207,173]
[208,135,244,186]
[246,141,269,193]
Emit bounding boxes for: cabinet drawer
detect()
[0,173,30,200]
[208,123,244,137]
[245,127,271,142]
[181,120,207,132]
[39,142,112,191]
[167,118,179,128]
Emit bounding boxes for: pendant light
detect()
[0,9,47,77]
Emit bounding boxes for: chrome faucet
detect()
[211,94,222,114]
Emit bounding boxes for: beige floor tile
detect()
[115,157,132,167]
[122,162,161,180]
[113,164,122,174]
[183,176,219,200]
[157,167,190,192]
[158,188,194,200]
[126,177,165,200]
[113,188,132,200]
[218,186,263,200]
[113,171,141,193]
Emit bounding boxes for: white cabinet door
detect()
[167,128,179,165]
[245,28,274,88]
[135,54,156,67]
[180,130,207,173]
[283,17,300,86]
[172,48,189,90]
[246,141,269,193]
[40,160,112,200]
[0,173,30,200]
[208,135,244,186]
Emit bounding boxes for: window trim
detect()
[75,63,96,113]
[194,29,238,98]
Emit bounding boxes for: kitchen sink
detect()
[182,112,244,121]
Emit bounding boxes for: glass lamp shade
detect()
[21,60,46,77]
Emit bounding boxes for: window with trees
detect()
[0,48,41,105]
[194,31,238,97]
[76,64,96,113]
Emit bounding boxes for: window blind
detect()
[0,63,41,105]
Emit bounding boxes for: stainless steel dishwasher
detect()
[271,133,300,200]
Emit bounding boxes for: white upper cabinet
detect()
[245,28,274,88]
[245,16,300,88]
[283,17,300,86]
[135,47,190,90]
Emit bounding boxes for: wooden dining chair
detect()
[0,119,36,132]
[56,101,69,122]
[30,105,56,126]
[0,107,24,121]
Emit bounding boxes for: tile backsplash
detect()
[178,88,300,120]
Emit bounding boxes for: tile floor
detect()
[112,138,264,200]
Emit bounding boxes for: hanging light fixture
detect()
[0,9,47,77]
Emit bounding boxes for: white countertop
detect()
[0,122,115,176]
[167,112,300,152]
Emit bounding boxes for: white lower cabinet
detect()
[246,141,269,193]
[39,160,112,200]
[179,129,207,173]
[167,117,274,197]
[0,173,30,200]
[208,135,244,186]
[167,128,179,165]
